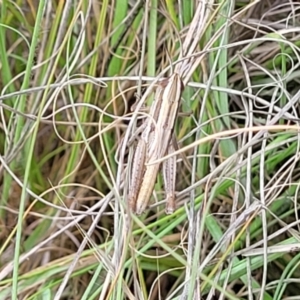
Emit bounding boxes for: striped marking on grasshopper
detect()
[128,73,184,215]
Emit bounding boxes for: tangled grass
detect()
[1,1,300,299]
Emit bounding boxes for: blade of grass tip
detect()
[165,0,179,29]
[11,2,47,299]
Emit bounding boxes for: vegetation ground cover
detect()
[1,1,300,299]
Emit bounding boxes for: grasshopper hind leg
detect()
[162,143,177,214]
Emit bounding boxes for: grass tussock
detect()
[1,1,300,299]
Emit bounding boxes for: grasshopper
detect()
[128,73,184,215]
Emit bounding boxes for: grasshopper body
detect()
[128,73,184,215]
